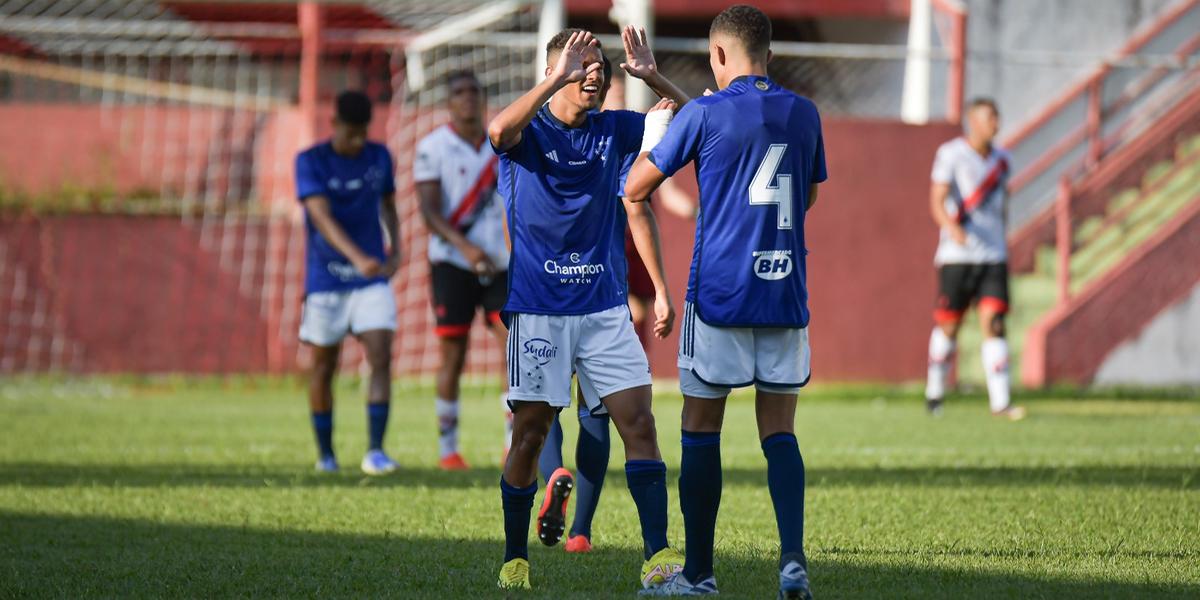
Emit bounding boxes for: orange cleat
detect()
[564,534,592,553]
[438,452,470,471]
[537,467,574,547]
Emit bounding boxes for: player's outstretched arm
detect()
[623,98,676,202]
[304,195,382,277]
[624,198,675,339]
[487,30,601,152]
[619,25,690,107]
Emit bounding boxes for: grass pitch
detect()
[0,378,1197,598]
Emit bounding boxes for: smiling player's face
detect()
[549,46,607,111]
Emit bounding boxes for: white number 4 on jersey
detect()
[749,143,792,230]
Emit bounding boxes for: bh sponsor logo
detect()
[752,250,793,280]
[523,338,558,366]
[544,252,606,284]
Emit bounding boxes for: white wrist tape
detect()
[640,108,674,154]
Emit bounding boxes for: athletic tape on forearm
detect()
[640,108,673,155]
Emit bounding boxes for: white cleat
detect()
[360,449,399,475]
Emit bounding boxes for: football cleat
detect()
[564,534,592,553]
[778,555,812,600]
[360,449,399,475]
[993,405,1027,421]
[640,547,685,589]
[314,455,339,473]
[497,558,532,590]
[925,397,944,417]
[536,468,574,546]
[438,451,470,471]
[638,572,717,596]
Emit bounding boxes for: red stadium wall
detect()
[0,112,957,381]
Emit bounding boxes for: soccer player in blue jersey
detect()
[294,91,401,476]
[625,6,825,598]
[488,27,689,591]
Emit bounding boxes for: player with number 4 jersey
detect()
[625,5,823,598]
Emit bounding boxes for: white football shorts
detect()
[298,282,397,347]
[506,305,652,415]
[677,301,811,398]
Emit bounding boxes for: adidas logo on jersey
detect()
[752,250,793,280]
[545,150,559,163]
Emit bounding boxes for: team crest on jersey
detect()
[751,250,793,280]
[755,80,769,91]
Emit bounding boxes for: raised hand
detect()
[552,30,601,84]
[620,25,658,80]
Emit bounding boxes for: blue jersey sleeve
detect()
[647,101,704,177]
[813,113,828,184]
[295,151,326,201]
[491,125,539,168]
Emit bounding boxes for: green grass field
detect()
[1,378,1197,598]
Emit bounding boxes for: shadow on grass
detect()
[0,512,1194,599]
[0,463,1195,490]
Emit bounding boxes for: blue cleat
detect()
[638,572,718,596]
[360,449,399,475]
[315,455,339,473]
[778,554,813,600]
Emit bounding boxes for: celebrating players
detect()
[925,98,1027,420]
[488,27,688,591]
[414,70,512,471]
[625,5,823,598]
[294,90,401,475]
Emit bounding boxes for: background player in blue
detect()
[625,6,826,598]
[488,27,689,591]
[294,91,401,476]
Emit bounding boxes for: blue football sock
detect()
[680,430,721,581]
[366,402,389,451]
[537,412,564,483]
[762,432,806,563]
[311,410,334,458]
[501,476,538,562]
[570,408,610,539]
[625,459,669,559]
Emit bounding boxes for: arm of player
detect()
[658,177,698,219]
[488,30,601,152]
[623,98,677,202]
[807,184,819,212]
[380,192,400,278]
[624,198,675,339]
[929,182,966,244]
[304,195,382,277]
[620,25,690,107]
[416,181,496,277]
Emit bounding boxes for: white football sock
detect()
[981,337,1011,413]
[925,327,955,400]
[501,392,513,452]
[436,397,459,458]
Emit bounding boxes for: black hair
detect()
[710,4,772,59]
[546,28,603,64]
[335,90,372,125]
[445,70,480,91]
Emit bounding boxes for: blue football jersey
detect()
[650,75,827,327]
[497,105,645,315]
[295,141,396,294]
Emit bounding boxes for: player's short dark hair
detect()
[335,90,372,125]
[445,70,480,91]
[546,28,603,64]
[968,97,999,114]
[710,4,772,59]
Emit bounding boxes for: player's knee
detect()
[988,315,1006,337]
